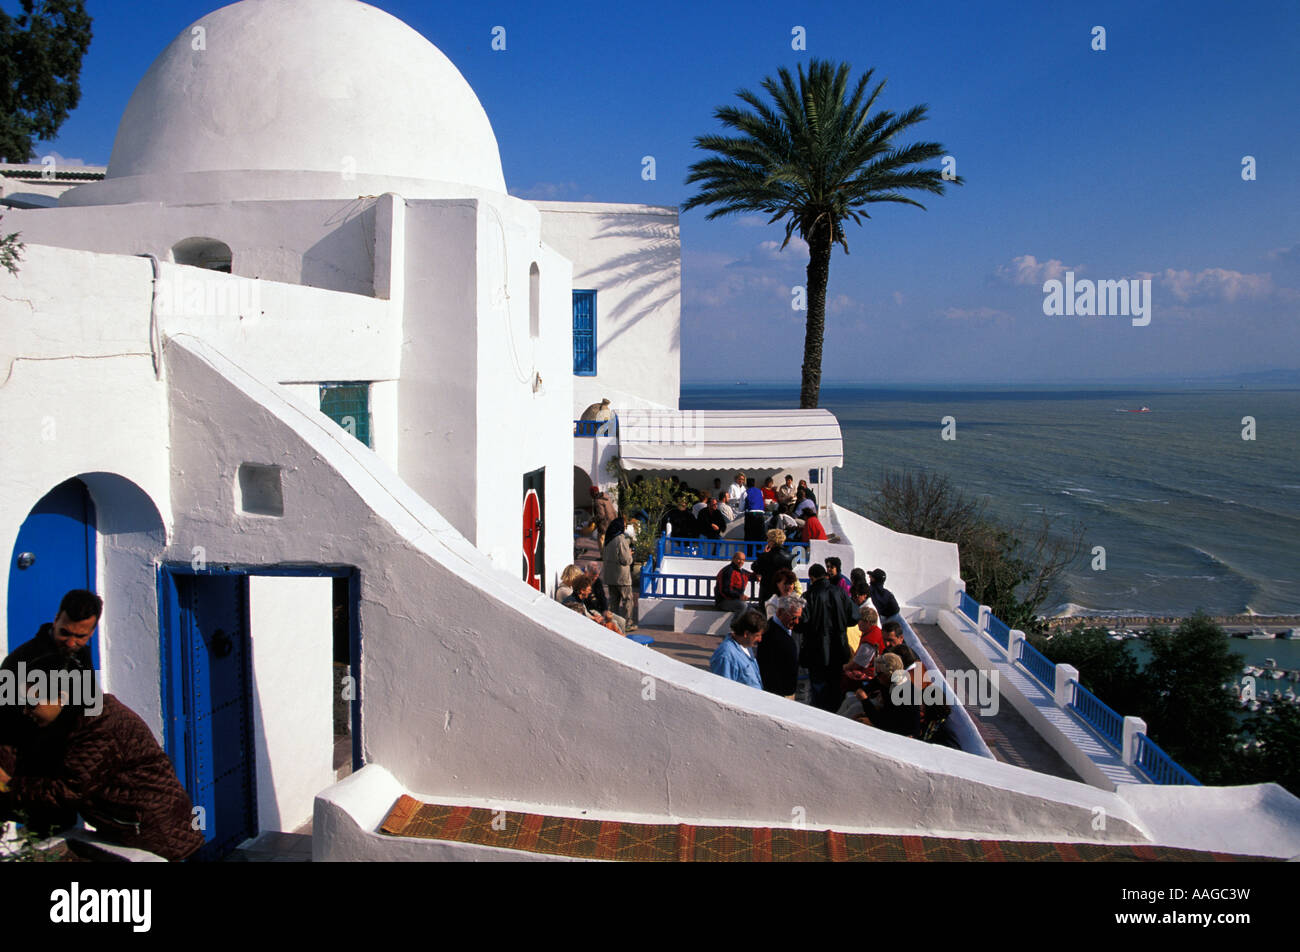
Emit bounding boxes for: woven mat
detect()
[378,796,1262,862]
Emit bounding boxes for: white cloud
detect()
[995,254,1077,286]
[1141,267,1275,304]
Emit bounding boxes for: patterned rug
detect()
[379,796,1264,862]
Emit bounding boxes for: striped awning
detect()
[615,408,843,471]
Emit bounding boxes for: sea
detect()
[681,384,1300,625]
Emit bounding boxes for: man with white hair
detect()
[757,595,804,700]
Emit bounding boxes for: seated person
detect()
[563,577,624,634]
[797,479,818,506]
[793,488,817,519]
[798,514,828,541]
[776,475,797,510]
[555,564,584,602]
[881,621,918,669]
[691,489,711,518]
[846,652,922,738]
[714,551,752,613]
[0,655,205,860]
[842,606,884,687]
[714,492,736,522]
[761,477,779,505]
[696,496,729,539]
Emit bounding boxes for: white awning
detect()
[615,408,843,471]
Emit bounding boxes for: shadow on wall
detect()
[300,198,379,295]
[583,215,681,354]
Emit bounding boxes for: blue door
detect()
[160,571,256,860]
[7,479,96,661]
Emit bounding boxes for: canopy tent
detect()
[615,408,843,472]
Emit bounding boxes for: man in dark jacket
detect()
[756,596,804,699]
[1,590,101,759]
[0,655,205,861]
[867,569,901,621]
[2,589,100,677]
[797,564,855,711]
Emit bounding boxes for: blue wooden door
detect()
[7,478,96,661]
[161,572,256,860]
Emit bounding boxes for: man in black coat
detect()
[756,596,804,699]
[796,564,855,711]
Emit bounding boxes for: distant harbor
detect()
[1045,614,1300,633]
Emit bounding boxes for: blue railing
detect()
[1134,733,1202,786]
[957,590,980,622]
[657,536,810,563]
[1068,680,1125,751]
[1016,639,1057,691]
[573,419,616,437]
[987,614,1011,650]
[639,568,810,600]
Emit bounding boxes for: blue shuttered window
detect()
[573,290,597,376]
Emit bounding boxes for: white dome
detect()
[104,0,505,193]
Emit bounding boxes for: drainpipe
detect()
[139,254,162,380]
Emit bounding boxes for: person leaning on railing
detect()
[754,529,794,603]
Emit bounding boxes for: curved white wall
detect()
[164,334,1182,847]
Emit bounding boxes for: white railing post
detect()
[951,579,966,611]
[1122,716,1147,767]
[977,605,991,633]
[1054,663,1078,708]
[1007,629,1024,663]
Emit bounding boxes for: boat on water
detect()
[1117,406,1152,413]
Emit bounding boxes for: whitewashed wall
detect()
[829,504,962,610]
[0,246,172,733]
[6,198,387,296]
[533,202,681,414]
[164,334,1191,849]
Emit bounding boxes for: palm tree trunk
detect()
[799,217,833,409]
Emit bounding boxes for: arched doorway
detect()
[7,478,96,660]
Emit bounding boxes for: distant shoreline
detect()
[1045,614,1300,631]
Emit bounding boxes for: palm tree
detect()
[683,60,961,408]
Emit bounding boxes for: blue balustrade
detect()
[1067,680,1125,750]
[1134,733,1201,786]
[1016,639,1057,691]
[957,590,980,622]
[658,536,809,563]
[986,613,1011,650]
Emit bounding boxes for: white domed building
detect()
[3,0,1297,862]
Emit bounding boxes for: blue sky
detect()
[27,0,1300,385]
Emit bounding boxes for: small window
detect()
[172,237,232,273]
[529,263,540,339]
[320,383,372,448]
[573,290,596,376]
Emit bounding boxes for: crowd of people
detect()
[707,562,949,742]
[657,472,830,544]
